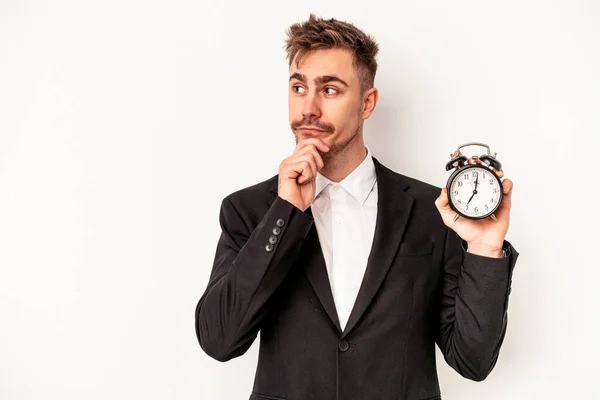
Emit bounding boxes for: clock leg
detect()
[490,213,497,222]
[453,214,460,222]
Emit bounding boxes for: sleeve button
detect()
[265,244,274,252]
[276,218,285,227]
[269,235,278,244]
[272,227,281,236]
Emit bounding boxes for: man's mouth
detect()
[297,127,329,134]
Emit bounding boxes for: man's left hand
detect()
[434,152,513,258]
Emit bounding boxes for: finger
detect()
[496,179,513,214]
[295,153,319,185]
[311,150,325,171]
[295,144,317,158]
[300,152,319,178]
[294,138,330,155]
[451,151,465,171]
[295,157,317,185]
[502,178,513,196]
[292,159,316,185]
[295,144,325,170]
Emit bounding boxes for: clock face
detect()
[447,165,503,219]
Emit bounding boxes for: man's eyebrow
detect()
[289,73,349,87]
[315,75,348,87]
[289,72,306,83]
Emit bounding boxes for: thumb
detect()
[435,188,453,213]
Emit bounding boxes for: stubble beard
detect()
[319,123,360,171]
[292,110,363,171]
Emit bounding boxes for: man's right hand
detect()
[277,138,330,212]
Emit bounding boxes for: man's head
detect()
[285,14,379,160]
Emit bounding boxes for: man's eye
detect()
[293,85,306,94]
[324,87,338,95]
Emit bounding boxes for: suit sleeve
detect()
[435,226,519,381]
[195,195,314,362]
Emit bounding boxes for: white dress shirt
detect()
[310,147,378,331]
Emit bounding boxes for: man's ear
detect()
[361,87,379,120]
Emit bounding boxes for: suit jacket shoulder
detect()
[374,158,442,199]
[223,174,277,204]
[219,174,279,230]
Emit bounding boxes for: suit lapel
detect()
[341,157,413,338]
[300,208,343,333]
[267,156,414,338]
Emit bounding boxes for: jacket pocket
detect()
[396,241,434,256]
[250,393,286,400]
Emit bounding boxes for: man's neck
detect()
[320,141,368,183]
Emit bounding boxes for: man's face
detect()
[288,48,365,157]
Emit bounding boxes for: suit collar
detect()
[268,156,414,337]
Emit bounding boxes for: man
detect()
[195,14,519,400]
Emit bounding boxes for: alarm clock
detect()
[445,142,503,222]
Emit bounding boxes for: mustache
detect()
[291,117,334,132]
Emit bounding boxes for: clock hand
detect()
[467,174,479,206]
[467,191,475,205]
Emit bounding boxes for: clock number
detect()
[472,171,478,178]
[485,204,489,211]
[457,199,462,205]
[493,188,497,194]
[453,190,458,195]
[465,204,469,210]
[464,174,469,180]
[483,173,486,179]
[474,207,478,212]
[457,181,463,187]
[489,178,494,185]
[491,197,495,203]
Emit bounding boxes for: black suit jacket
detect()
[195,156,519,400]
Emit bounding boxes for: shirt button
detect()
[276,218,285,227]
[333,185,340,192]
[269,235,278,244]
[338,340,349,352]
[272,227,281,236]
[265,244,274,252]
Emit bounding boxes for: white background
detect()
[1,1,598,399]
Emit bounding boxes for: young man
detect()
[195,14,519,400]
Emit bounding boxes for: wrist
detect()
[278,195,308,212]
[466,242,503,258]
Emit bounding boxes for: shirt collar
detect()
[313,146,377,205]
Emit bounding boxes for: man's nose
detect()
[302,92,321,119]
